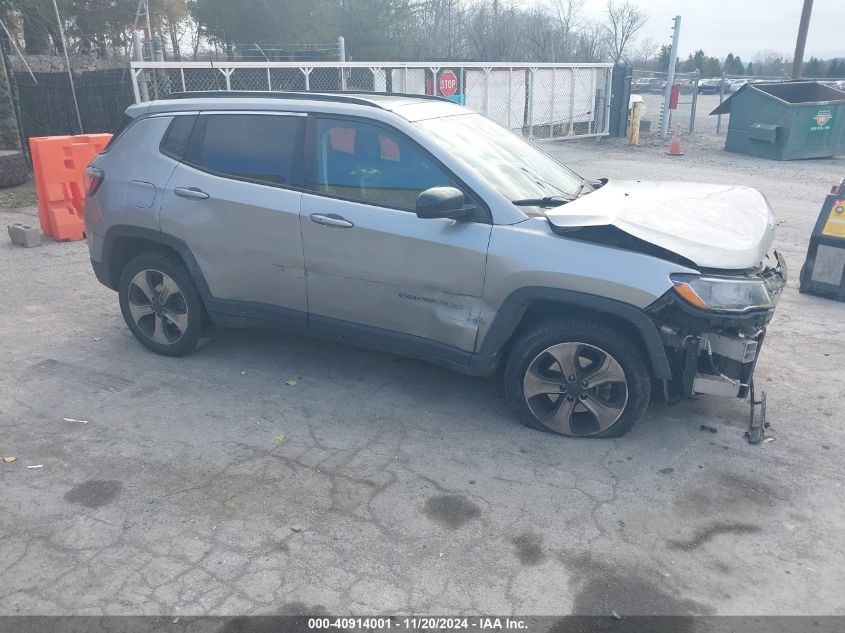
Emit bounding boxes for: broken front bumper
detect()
[648,252,787,402]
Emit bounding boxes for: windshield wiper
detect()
[573,179,590,198]
[511,196,573,208]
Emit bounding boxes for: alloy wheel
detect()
[523,342,628,436]
[127,269,189,345]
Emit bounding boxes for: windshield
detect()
[417,113,585,202]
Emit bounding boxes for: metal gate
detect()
[129,61,613,141]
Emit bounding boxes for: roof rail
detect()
[158,90,454,108]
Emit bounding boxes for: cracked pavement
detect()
[1,137,843,616]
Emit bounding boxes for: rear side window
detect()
[185,113,304,187]
[160,115,196,160]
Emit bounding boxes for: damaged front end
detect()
[646,252,787,438]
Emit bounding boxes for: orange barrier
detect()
[29,133,112,241]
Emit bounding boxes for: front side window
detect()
[314,118,451,211]
[186,113,303,186]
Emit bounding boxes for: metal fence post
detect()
[689,69,699,133]
[716,72,726,135]
[338,37,346,90]
[483,67,490,116]
[507,68,513,128]
[569,67,576,137]
[603,66,612,136]
[660,15,681,139]
[527,68,535,138]
[132,31,148,102]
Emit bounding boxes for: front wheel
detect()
[504,318,652,438]
[118,253,211,357]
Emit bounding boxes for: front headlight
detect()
[671,274,774,312]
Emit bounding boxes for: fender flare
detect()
[472,286,672,379]
[98,225,213,301]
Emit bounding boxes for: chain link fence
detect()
[130,61,613,141]
[12,68,134,141]
[630,69,700,137]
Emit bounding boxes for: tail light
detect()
[84,166,104,196]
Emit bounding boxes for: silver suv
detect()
[83,91,786,439]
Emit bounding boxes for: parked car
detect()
[632,78,665,94]
[698,77,726,94]
[84,91,786,438]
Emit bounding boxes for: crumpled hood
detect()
[544,180,777,269]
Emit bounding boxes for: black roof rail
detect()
[157,90,455,108]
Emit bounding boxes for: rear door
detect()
[299,116,492,358]
[159,111,308,326]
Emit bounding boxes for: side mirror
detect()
[416,186,467,220]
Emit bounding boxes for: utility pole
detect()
[791,0,814,79]
[660,15,681,140]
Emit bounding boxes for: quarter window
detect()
[314,119,451,211]
[187,114,303,186]
[160,115,196,160]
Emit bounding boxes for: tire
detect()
[0,150,28,188]
[118,253,212,357]
[504,317,652,438]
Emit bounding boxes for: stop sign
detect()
[438,70,458,97]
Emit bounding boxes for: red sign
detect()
[669,83,681,110]
[438,70,458,97]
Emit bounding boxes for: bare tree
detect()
[604,0,647,65]
[550,0,584,61]
[633,37,658,68]
[575,20,606,63]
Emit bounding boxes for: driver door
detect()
[300,117,492,358]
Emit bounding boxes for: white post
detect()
[131,68,141,104]
[507,68,513,128]
[660,15,681,139]
[483,68,491,116]
[338,36,346,90]
[527,68,535,139]
[132,30,148,102]
[569,67,576,136]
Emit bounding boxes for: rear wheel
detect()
[118,253,211,357]
[504,317,651,438]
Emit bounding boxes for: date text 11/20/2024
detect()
[308,618,528,630]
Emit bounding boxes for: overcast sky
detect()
[535,0,844,61]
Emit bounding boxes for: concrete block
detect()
[7,223,42,248]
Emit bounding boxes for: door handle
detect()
[310,213,353,228]
[174,186,209,200]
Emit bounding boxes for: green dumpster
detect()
[710,81,845,160]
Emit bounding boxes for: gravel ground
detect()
[0,139,843,618]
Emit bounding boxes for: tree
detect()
[752,51,788,77]
[632,37,658,68]
[657,43,671,66]
[189,0,338,58]
[803,56,824,78]
[603,0,647,65]
[724,52,745,75]
[827,59,843,79]
[550,0,583,61]
[157,0,189,60]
